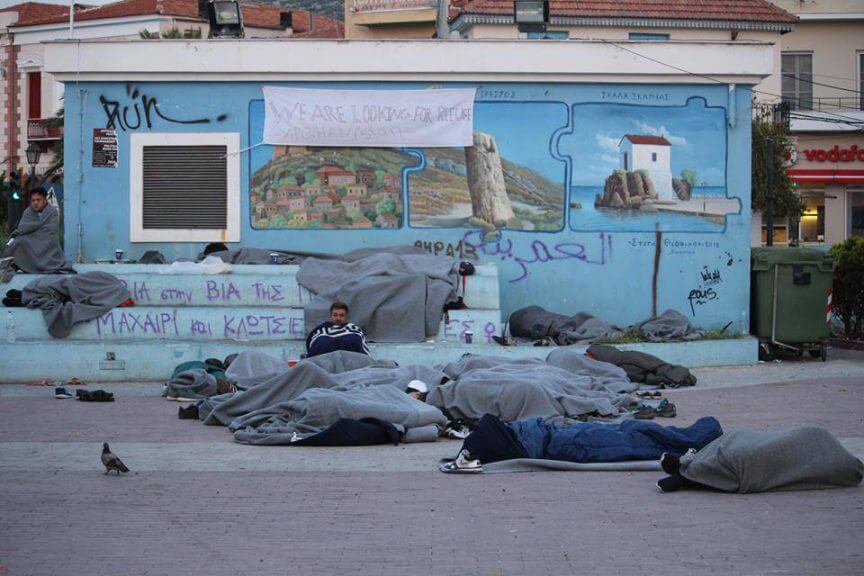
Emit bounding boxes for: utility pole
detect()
[436,0,449,39]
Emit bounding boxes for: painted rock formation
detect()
[465,131,515,225]
[672,178,693,201]
[595,170,658,210]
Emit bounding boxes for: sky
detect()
[563,100,727,187]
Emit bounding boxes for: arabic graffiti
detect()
[100,84,228,131]
[461,231,611,283]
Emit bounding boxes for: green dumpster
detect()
[751,247,834,360]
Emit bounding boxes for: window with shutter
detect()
[130,133,240,242]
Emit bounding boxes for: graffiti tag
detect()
[461,231,610,283]
[700,266,722,285]
[687,287,718,317]
[100,84,228,131]
[414,239,477,260]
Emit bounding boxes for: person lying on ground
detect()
[440,413,722,473]
[2,187,73,274]
[305,302,370,358]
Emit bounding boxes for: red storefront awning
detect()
[787,169,864,184]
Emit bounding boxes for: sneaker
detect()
[55,387,73,399]
[660,453,681,475]
[443,423,471,440]
[632,404,655,420]
[178,404,199,420]
[655,399,677,418]
[438,449,483,474]
[656,474,687,493]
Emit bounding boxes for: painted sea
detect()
[568,185,730,233]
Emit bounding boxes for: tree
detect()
[751,110,801,218]
[829,237,864,340]
[680,168,699,188]
[376,199,396,216]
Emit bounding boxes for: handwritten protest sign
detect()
[262,87,476,147]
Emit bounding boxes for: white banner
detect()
[262,87,476,148]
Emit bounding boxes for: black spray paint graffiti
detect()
[700,266,722,285]
[687,286,718,317]
[414,239,477,260]
[100,84,228,131]
[461,230,611,283]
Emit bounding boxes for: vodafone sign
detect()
[801,144,864,163]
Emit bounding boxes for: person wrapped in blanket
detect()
[305,302,370,358]
[439,413,723,474]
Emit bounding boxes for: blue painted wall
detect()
[63,81,753,328]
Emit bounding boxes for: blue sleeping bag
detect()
[508,416,723,463]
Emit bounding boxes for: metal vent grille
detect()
[142,145,227,229]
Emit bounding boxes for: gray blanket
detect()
[2,205,74,274]
[201,351,446,429]
[206,245,425,265]
[298,252,458,342]
[22,271,131,338]
[232,385,448,445]
[634,309,703,342]
[163,369,218,400]
[509,306,623,344]
[428,351,637,422]
[681,428,864,493]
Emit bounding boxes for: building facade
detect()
[0,0,342,175]
[46,39,770,330]
[756,0,864,246]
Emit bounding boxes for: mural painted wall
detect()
[63,82,753,328]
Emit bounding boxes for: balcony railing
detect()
[27,118,63,141]
[781,97,863,112]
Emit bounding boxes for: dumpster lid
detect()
[752,246,833,264]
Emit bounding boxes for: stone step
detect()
[0,338,758,383]
[1,307,502,343]
[3,263,500,309]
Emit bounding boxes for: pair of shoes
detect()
[660,452,681,475]
[178,404,199,420]
[636,390,662,399]
[76,389,114,402]
[655,399,677,418]
[632,404,655,420]
[55,387,73,399]
[438,449,483,474]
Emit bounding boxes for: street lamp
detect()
[207,0,244,38]
[514,0,548,33]
[25,142,41,199]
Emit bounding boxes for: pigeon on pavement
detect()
[101,443,130,475]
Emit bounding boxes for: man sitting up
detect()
[2,187,73,274]
[305,302,370,358]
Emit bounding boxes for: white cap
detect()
[406,380,428,394]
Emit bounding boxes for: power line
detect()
[598,39,864,127]
[781,73,863,95]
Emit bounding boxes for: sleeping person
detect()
[440,413,723,473]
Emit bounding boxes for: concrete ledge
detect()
[0,337,758,383]
[3,264,501,309]
[1,307,502,342]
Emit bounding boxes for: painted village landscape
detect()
[249,140,564,231]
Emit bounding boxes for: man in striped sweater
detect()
[305,302,370,358]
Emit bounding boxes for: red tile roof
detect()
[0,2,90,26]
[623,134,671,146]
[290,10,344,39]
[451,0,797,24]
[8,0,341,35]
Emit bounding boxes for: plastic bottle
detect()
[6,310,16,343]
[738,309,749,336]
